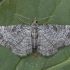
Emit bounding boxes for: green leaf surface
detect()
[0,0,70,70]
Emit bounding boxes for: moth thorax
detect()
[31,24,38,39]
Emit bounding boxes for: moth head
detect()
[32,18,38,24]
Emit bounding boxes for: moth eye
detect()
[36,21,38,23]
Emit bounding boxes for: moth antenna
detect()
[38,15,56,20]
[15,14,31,25]
[15,14,31,20]
[19,18,30,25]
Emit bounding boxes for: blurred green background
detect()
[0,0,70,70]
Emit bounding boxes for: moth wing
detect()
[38,24,70,56]
[0,24,32,57]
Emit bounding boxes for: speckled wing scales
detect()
[38,24,70,56]
[0,25,32,57]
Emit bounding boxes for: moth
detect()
[0,18,70,57]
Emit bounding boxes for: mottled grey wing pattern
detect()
[38,24,70,56]
[0,25,32,56]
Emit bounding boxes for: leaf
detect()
[0,0,70,70]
